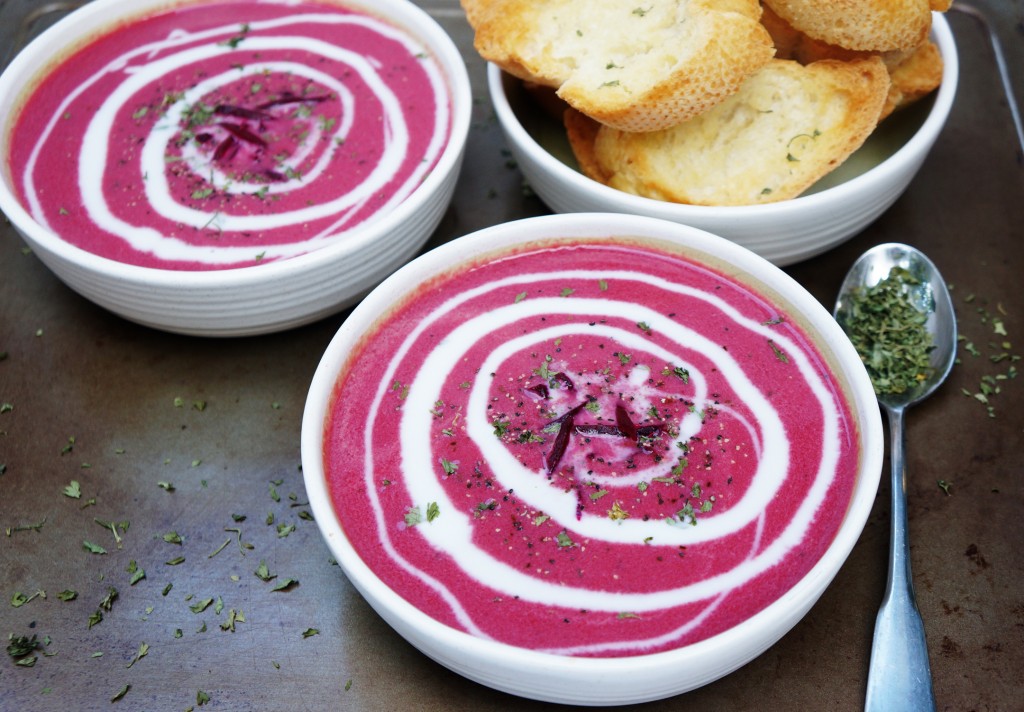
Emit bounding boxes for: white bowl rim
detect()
[0,0,472,287]
[300,212,884,693]
[487,12,958,219]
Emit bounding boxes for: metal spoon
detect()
[833,243,956,712]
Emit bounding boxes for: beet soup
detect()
[322,237,863,657]
[6,0,452,270]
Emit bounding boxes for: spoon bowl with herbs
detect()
[833,242,956,712]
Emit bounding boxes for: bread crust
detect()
[566,57,891,205]
[462,0,775,132]
[762,0,934,52]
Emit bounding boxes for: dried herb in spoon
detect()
[842,267,936,395]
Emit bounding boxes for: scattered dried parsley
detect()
[208,538,231,559]
[11,590,44,608]
[125,561,145,585]
[255,560,275,582]
[426,501,440,522]
[954,290,1019,417]
[7,633,42,659]
[99,587,118,612]
[839,267,936,395]
[270,578,298,592]
[125,642,149,669]
[111,684,130,702]
[404,507,423,527]
[768,339,789,363]
[219,609,244,631]
[95,519,128,546]
[190,598,214,614]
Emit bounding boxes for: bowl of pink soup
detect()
[301,212,883,705]
[0,0,470,336]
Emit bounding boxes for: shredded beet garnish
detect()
[574,423,663,438]
[212,135,239,162]
[552,372,575,391]
[256,93,330,109]
[214,104,271,121]
[615,404,638,442]
[574,424,621,437]
[544,402,587,476]
[525,383,549,400]
[262,169,287,182]
[545,415,574,476]
[218,122,267,147]
[548,402,586,426]
[195,133,214,144]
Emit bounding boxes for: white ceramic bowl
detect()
[302,212,884,705]
[0,0,470,336]
[488,14,957,267]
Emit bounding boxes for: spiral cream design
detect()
[325,241,860,657]
[11,3,451,269]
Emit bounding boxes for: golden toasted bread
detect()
[761,4,943,119]
[762,0,934,52]
[882,40,944,116]
[565,57,890,205]
[462,0,775,132]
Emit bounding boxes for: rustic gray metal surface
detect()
[1,2,1021,710]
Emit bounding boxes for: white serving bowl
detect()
[488,14,957,267]
[302,212,884,705]
[0,0,471,336]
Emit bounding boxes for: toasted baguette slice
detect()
[565,57,890,206]
[883,40,944,116]
[761,4,943,120]
[762,0,933,52]
[461,0,775,132]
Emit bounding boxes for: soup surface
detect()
[324,239,860,656]
[7,0,451,270]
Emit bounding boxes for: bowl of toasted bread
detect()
[473,0,957,266]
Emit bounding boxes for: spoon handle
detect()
[864,406,936,712]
